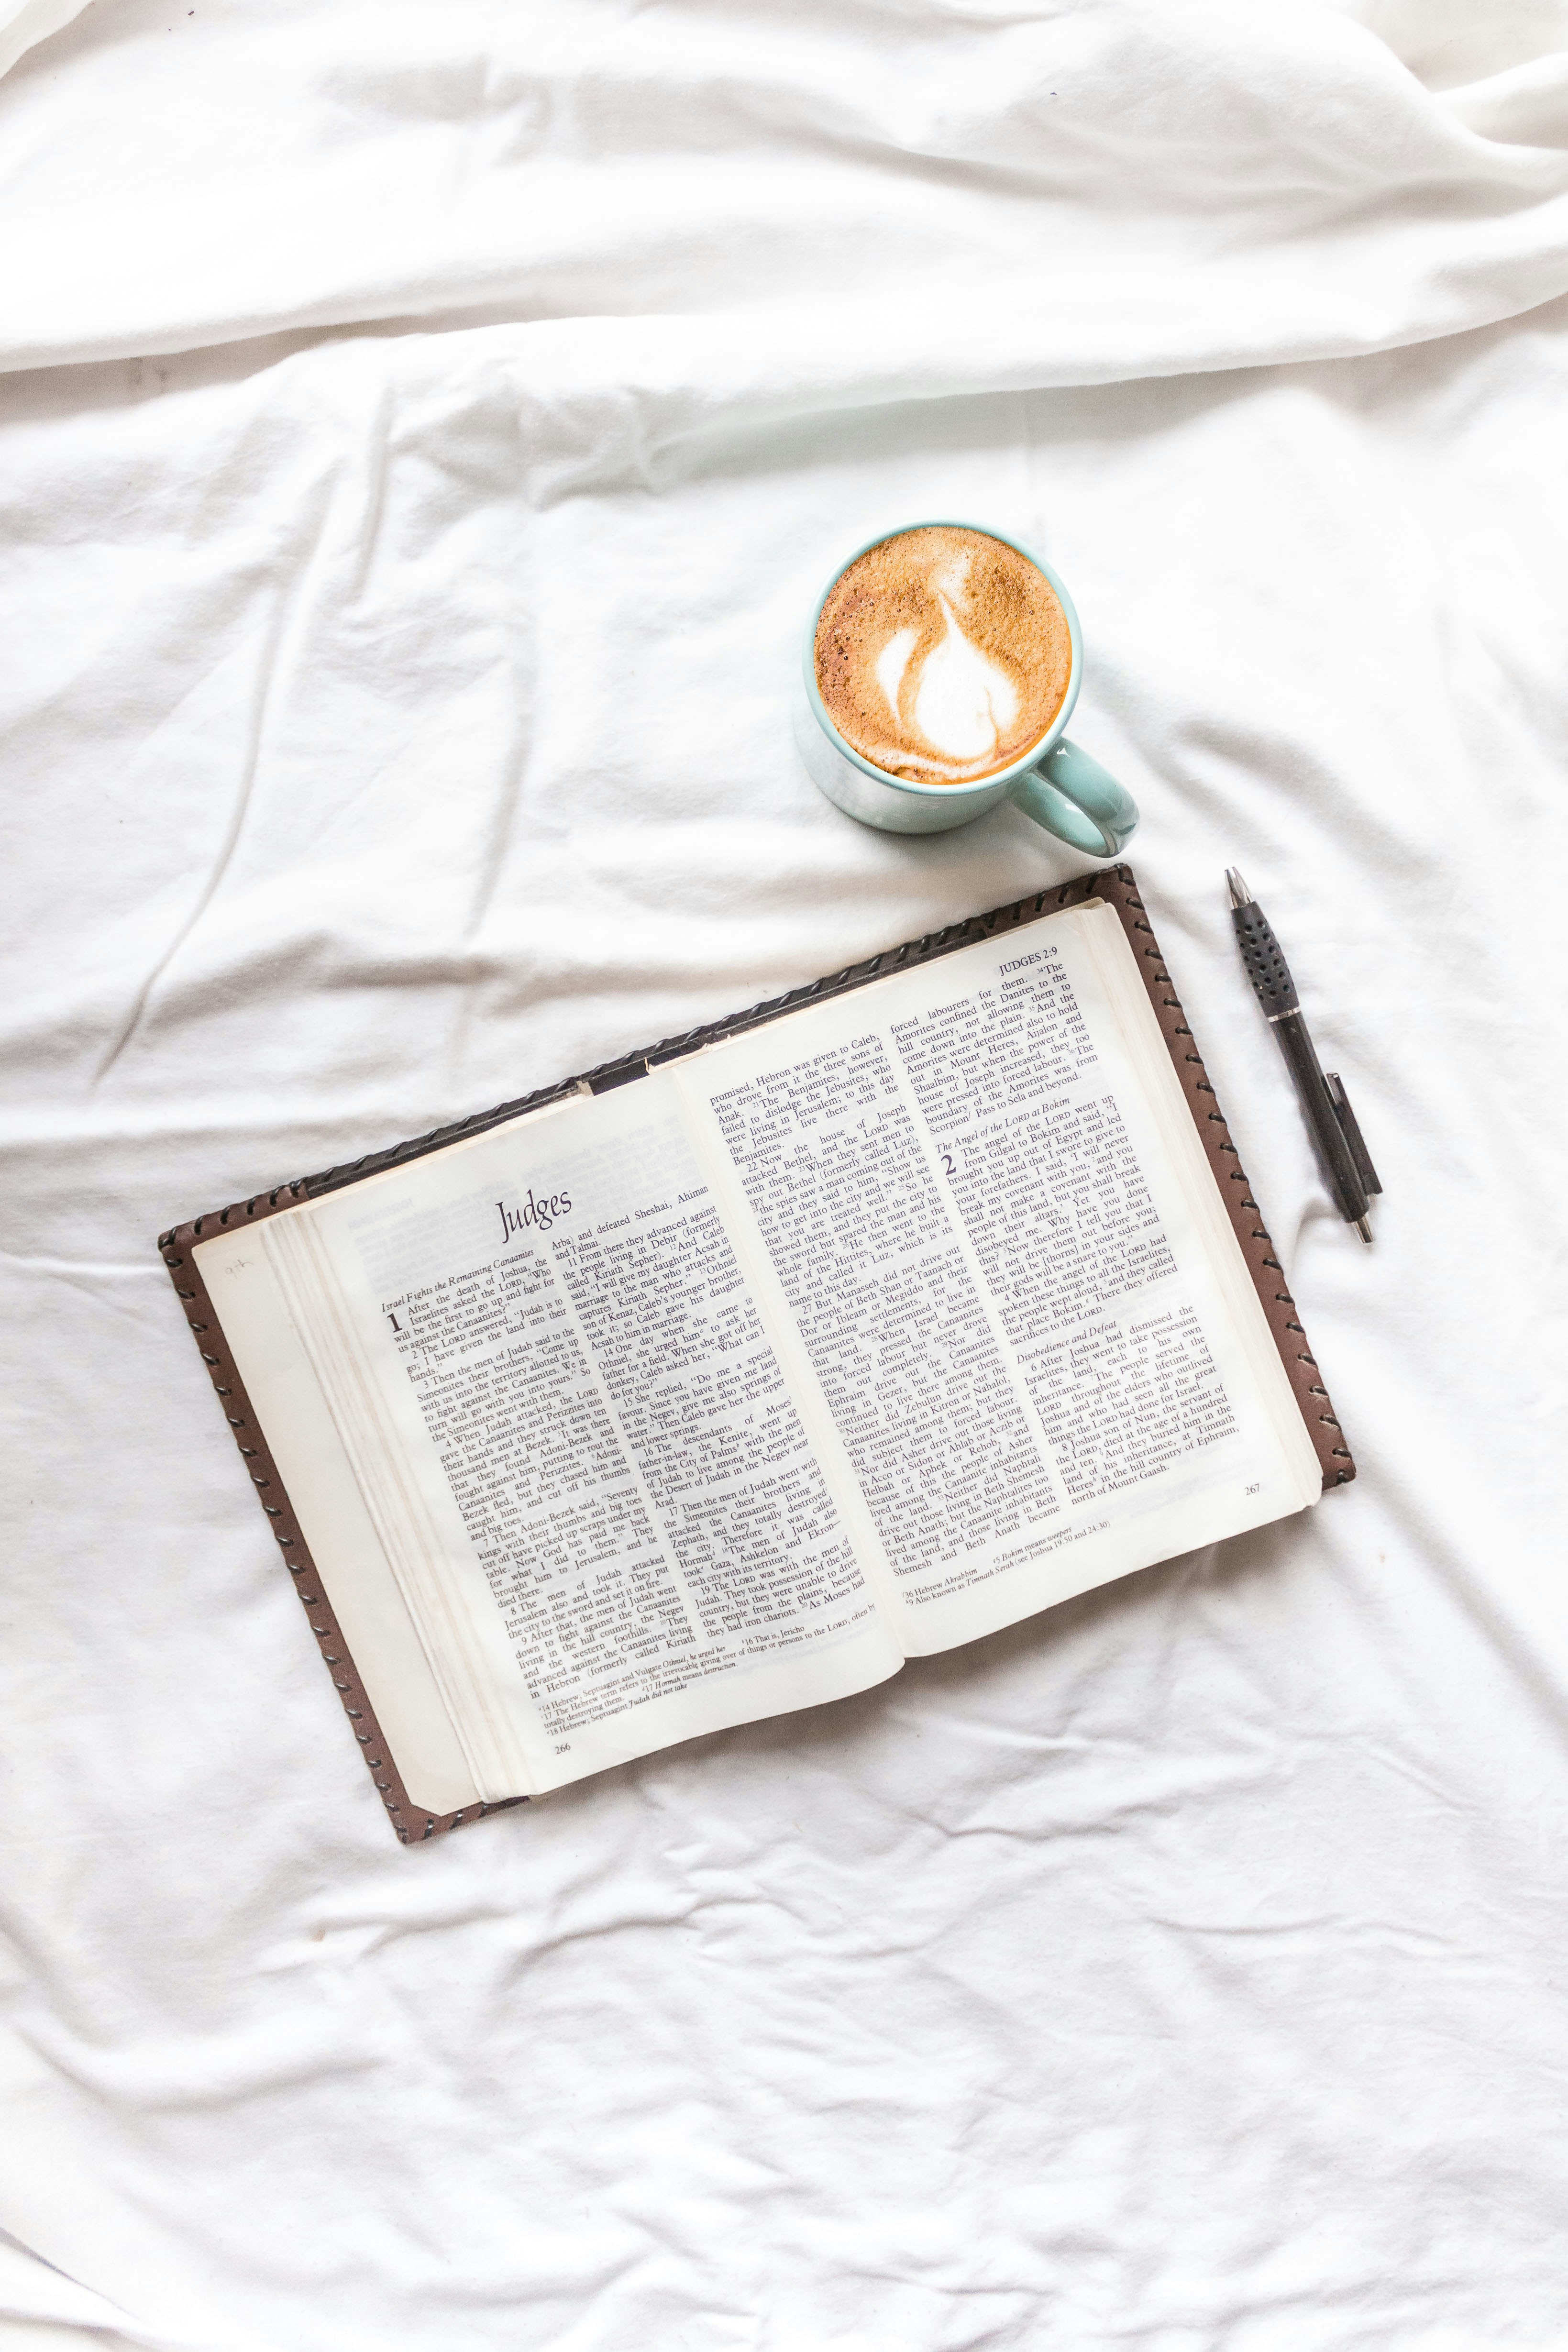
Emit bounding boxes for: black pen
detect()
[1226,870,1381,1244]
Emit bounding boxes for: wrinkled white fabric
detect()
[0,0,90,84]
[2,3,1567,2349]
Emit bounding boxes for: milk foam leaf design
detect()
[913,596,1020,762]
[813,524,1073,785]
[875,625,917,723]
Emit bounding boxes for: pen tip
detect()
[1226,867,1253,910]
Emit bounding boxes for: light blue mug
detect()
[793,520,1137,857]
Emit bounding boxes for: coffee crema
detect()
[813,526,1072,784]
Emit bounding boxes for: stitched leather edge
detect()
[1091,870,1352,1490]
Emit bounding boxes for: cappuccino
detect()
[813,526,1072,784]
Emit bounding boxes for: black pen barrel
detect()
[1272,1010,1369,1224]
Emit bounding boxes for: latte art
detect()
[814,527,1072,784]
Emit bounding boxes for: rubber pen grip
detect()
[1231,902,1299,1019]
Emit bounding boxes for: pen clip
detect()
[1324,1074,1381,1199]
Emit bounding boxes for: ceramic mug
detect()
[793,521,1137,856]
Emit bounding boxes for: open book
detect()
[165,871,1350,1839]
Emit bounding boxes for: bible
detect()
[161,868,1351,1842]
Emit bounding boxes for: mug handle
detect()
[1009,737,1138,858]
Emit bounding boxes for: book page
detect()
[259,1076,903,1801]
[194,1228,484,1820]
[672,901,1322,1657]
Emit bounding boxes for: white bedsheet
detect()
[2,4,1567,2347]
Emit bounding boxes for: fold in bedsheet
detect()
[2,0,1568,381]
[1,5,1567,2350]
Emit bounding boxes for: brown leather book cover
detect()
[158,865,1353,1843]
